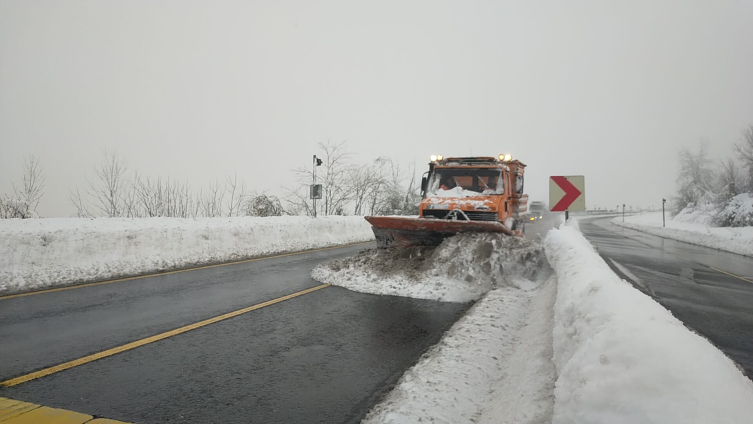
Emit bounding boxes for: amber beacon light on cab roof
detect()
[365,154,529,248]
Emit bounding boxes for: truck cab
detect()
[419,155,528,234]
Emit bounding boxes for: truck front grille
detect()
[422,210,498,222]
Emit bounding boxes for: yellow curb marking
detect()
[0,397,129,423]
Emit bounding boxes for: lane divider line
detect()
[0,241,371,301]
[594,219,753,285]
[0,284,331,388]
[707,266,753,284]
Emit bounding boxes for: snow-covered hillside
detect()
[0,216,374,295]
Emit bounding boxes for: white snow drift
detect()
[545,223,753,424]
[0,216,374,295]
[312,233,546,303]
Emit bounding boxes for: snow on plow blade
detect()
[365,216,512,249]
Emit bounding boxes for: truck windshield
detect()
[427,168,504,196]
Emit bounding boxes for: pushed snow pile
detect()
[0,216,373,295]
[364,275,556,424]
[614,211,753,257]
[545,224,753,424]
[312,233,546,302]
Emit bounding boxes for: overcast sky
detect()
[2,0,752,217]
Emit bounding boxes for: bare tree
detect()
[71,150,128,217]
[197,179,225,217]
[349,157,391,215]
[715,158,743,205]
[12,155,45,217]
[673,143,716,214]
[1,155,45,218]
[225,173,247,217]
[734,124,753,193]
[287,141,354,216]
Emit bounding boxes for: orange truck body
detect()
[366,156,528,248]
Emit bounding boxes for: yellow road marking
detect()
[0,397,129,423]
[0,398,39,422]
[708,266,753,284]
[0,241,370,300]
[0,284,330,387]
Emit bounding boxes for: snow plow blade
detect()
[365,216,512,249]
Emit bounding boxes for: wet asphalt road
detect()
[579,217,753,378]
[0,243,469,423]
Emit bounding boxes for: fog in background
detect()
[2,0,752,217]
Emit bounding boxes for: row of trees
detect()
[2,142,420,219]
[674,124,753,226]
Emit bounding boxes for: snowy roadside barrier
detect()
[545,223,753,424]
[0,216,374,295]
[613,211,753,257]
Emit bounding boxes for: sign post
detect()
[549,176,586,222]
[662,198,666,227]
[311,155,323,217]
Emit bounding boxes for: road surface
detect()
[579,216,753,378]
[0,243,469,423]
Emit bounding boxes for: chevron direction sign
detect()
[549,176,585,212]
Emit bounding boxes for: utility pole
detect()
[662,198,666,227]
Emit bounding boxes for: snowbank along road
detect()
[580,216,753,377]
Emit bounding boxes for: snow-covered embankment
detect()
[546,222,753,423]
[0,216,374,295]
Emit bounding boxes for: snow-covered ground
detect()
[316,223,753,423]
[0,216,374,295]
[613,211,753,257]
[363,276,556,424]
[546,222,753,424]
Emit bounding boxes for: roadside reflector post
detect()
[565,210,569,222]
[662,198,666,227]
[622,204,625,222]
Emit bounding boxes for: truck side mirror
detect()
[421,176,428,193]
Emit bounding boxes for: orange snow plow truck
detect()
[366,154,528,248]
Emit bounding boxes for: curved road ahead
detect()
[579,216,753,378]
[0,243,468,423]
